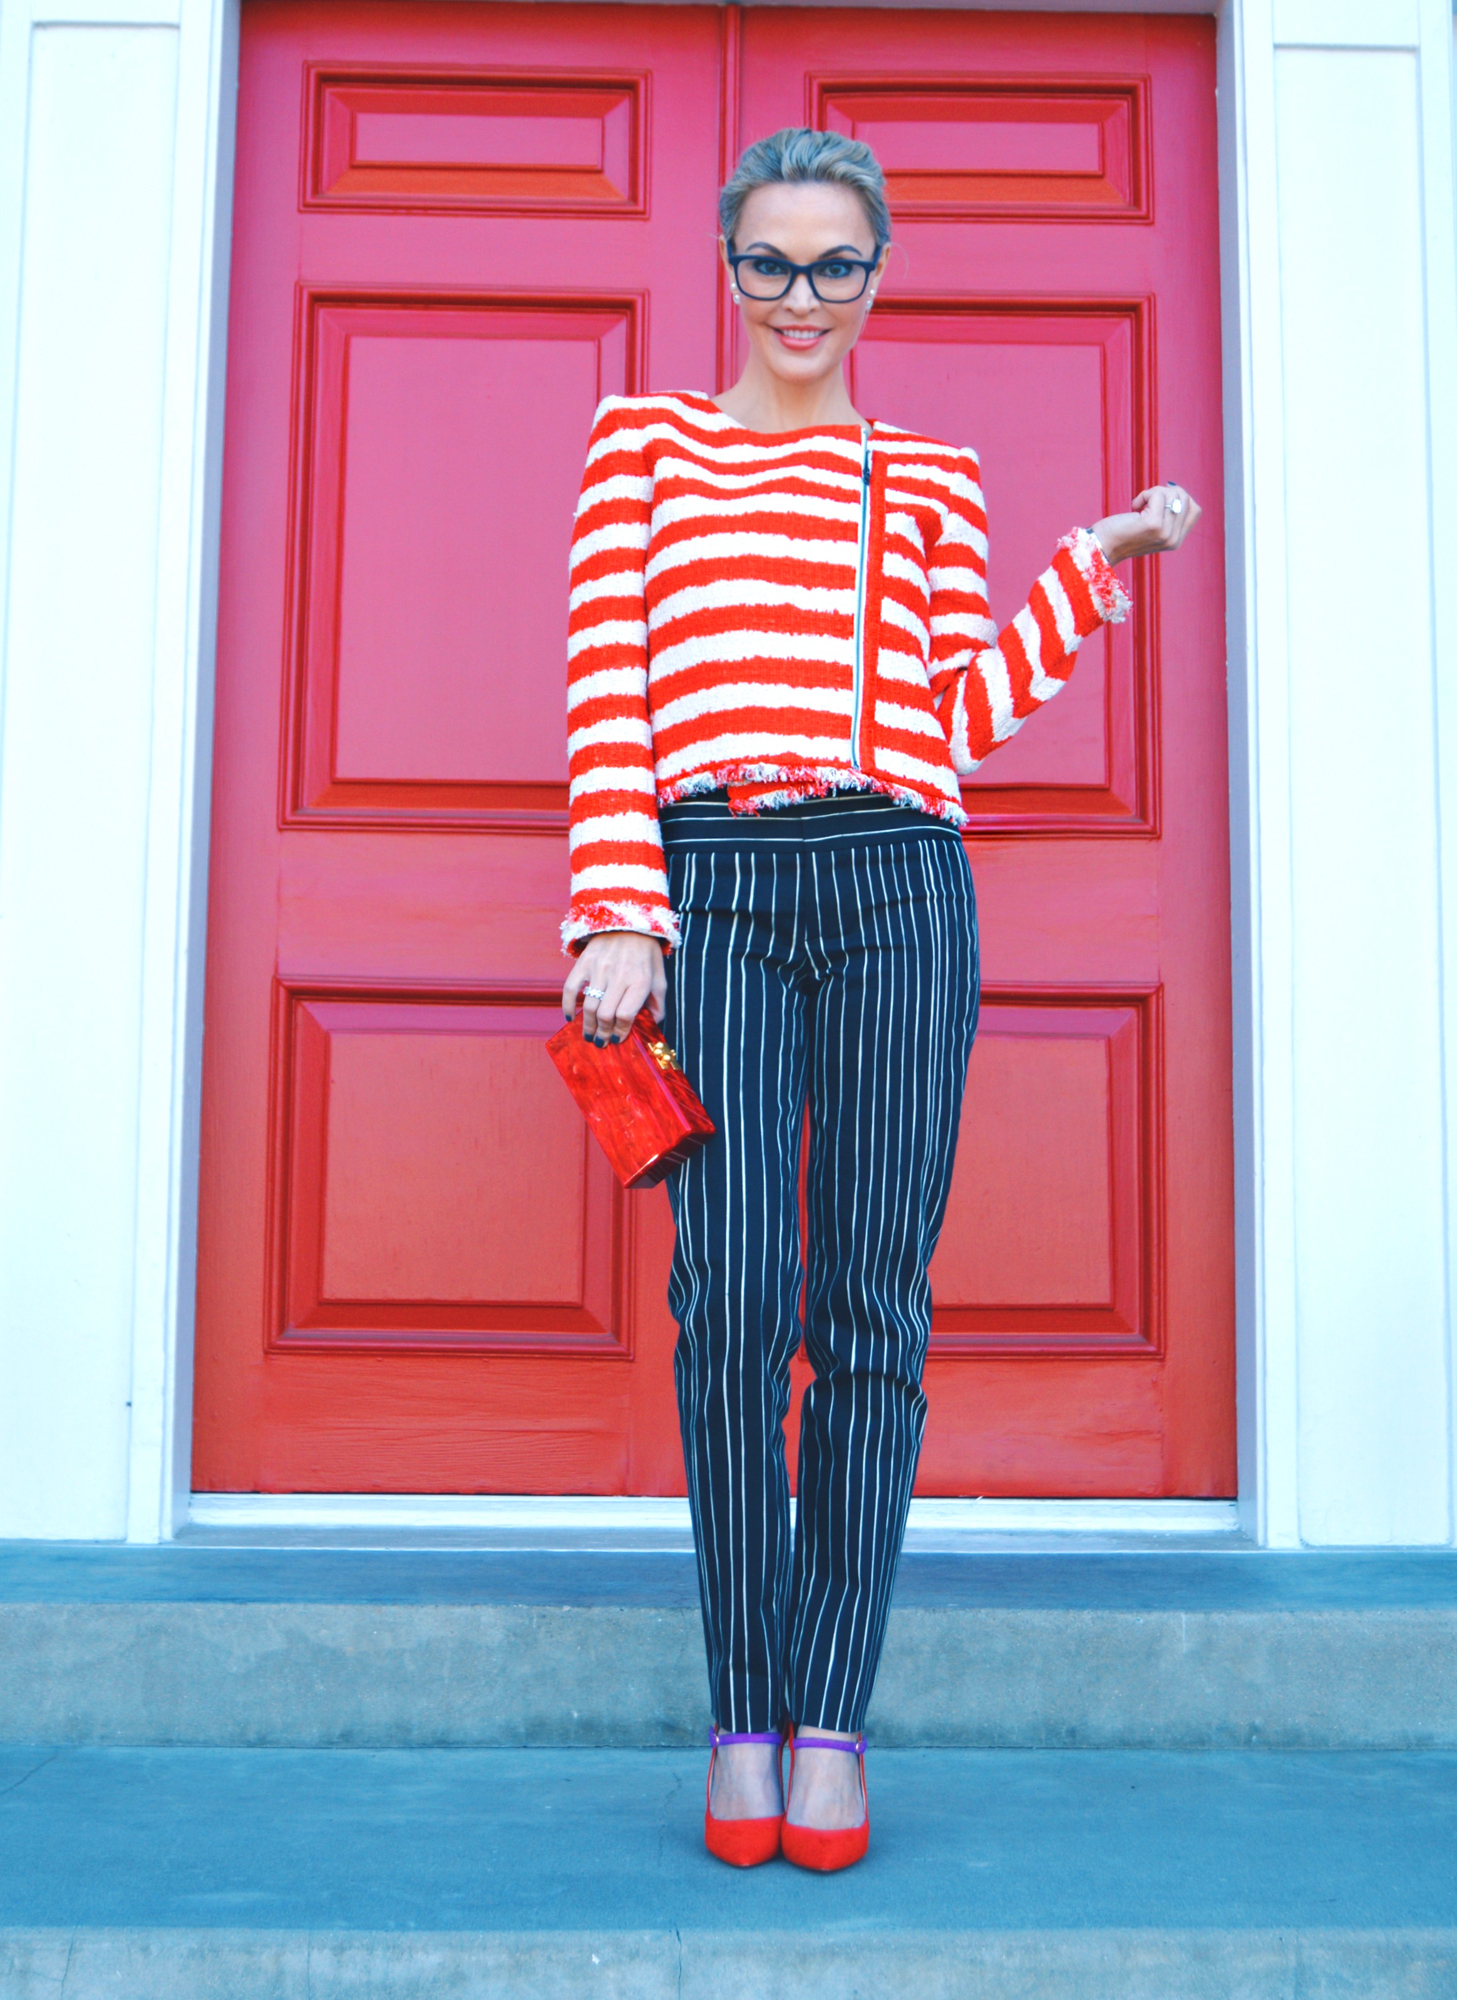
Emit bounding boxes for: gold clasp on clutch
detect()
[649,1040,680,1072]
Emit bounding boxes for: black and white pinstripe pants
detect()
[661,791,979,1734]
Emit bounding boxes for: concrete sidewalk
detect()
[2,1744,1455,1996]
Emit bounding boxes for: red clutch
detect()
[546,1006,715,1189]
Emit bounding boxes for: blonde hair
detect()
[719,127,891,253]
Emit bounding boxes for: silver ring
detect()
[1165,480,1184,516]
[583,986,607,1001]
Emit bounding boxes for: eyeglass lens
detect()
[734,257,871,303]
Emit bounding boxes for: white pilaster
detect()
[1228,0,1456,1546]
[0,0,235,1539]
[1221,0,1303,1548]
[1423,0,1457,1552]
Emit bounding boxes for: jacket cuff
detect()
[1058,526,1133,626]
[561,900,681,956]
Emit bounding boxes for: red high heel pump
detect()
[780,1728,869,1873]
[703,1727,784,1867]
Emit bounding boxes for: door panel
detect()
[292,293,633,820]
[273,993,618,1344]
[818,82,1147,220]
[195,3,1233,1497]
[853,304,1140,811]
[739,7,1231,1494]
[306,73,647,214]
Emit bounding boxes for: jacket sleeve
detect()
[927,448,1132,775]
[561,398,679,954]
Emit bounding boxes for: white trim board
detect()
[189,1492,1242,1549]
[1272,0,1420,47]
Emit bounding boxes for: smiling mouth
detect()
[772,325,829,346]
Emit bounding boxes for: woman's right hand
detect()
[563,931,667,1045]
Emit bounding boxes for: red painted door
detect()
[195,4,1233,1497]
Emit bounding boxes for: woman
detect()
[561,128,1198,1872]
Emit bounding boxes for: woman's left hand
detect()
[1091,482,1201,564]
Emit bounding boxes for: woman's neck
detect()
[711,360,865,435]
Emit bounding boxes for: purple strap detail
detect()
[794,1731,866,1754]
[710,1728,783,1747]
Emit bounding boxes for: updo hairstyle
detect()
[718,127,892,254]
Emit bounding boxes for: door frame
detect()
[39,0,1449,1544]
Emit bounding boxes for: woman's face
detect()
[724,181,886,396]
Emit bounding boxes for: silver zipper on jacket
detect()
[850,429,872,771]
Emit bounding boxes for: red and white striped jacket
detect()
[564,392,1130,950]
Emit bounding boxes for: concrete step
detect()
[2,1743,1454,1997]
[2,1544,1455,1750]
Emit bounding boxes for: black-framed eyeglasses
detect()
[727,249,879,304]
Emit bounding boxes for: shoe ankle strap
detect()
[710,1727,784,1747]
[792,1730,866,1754]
